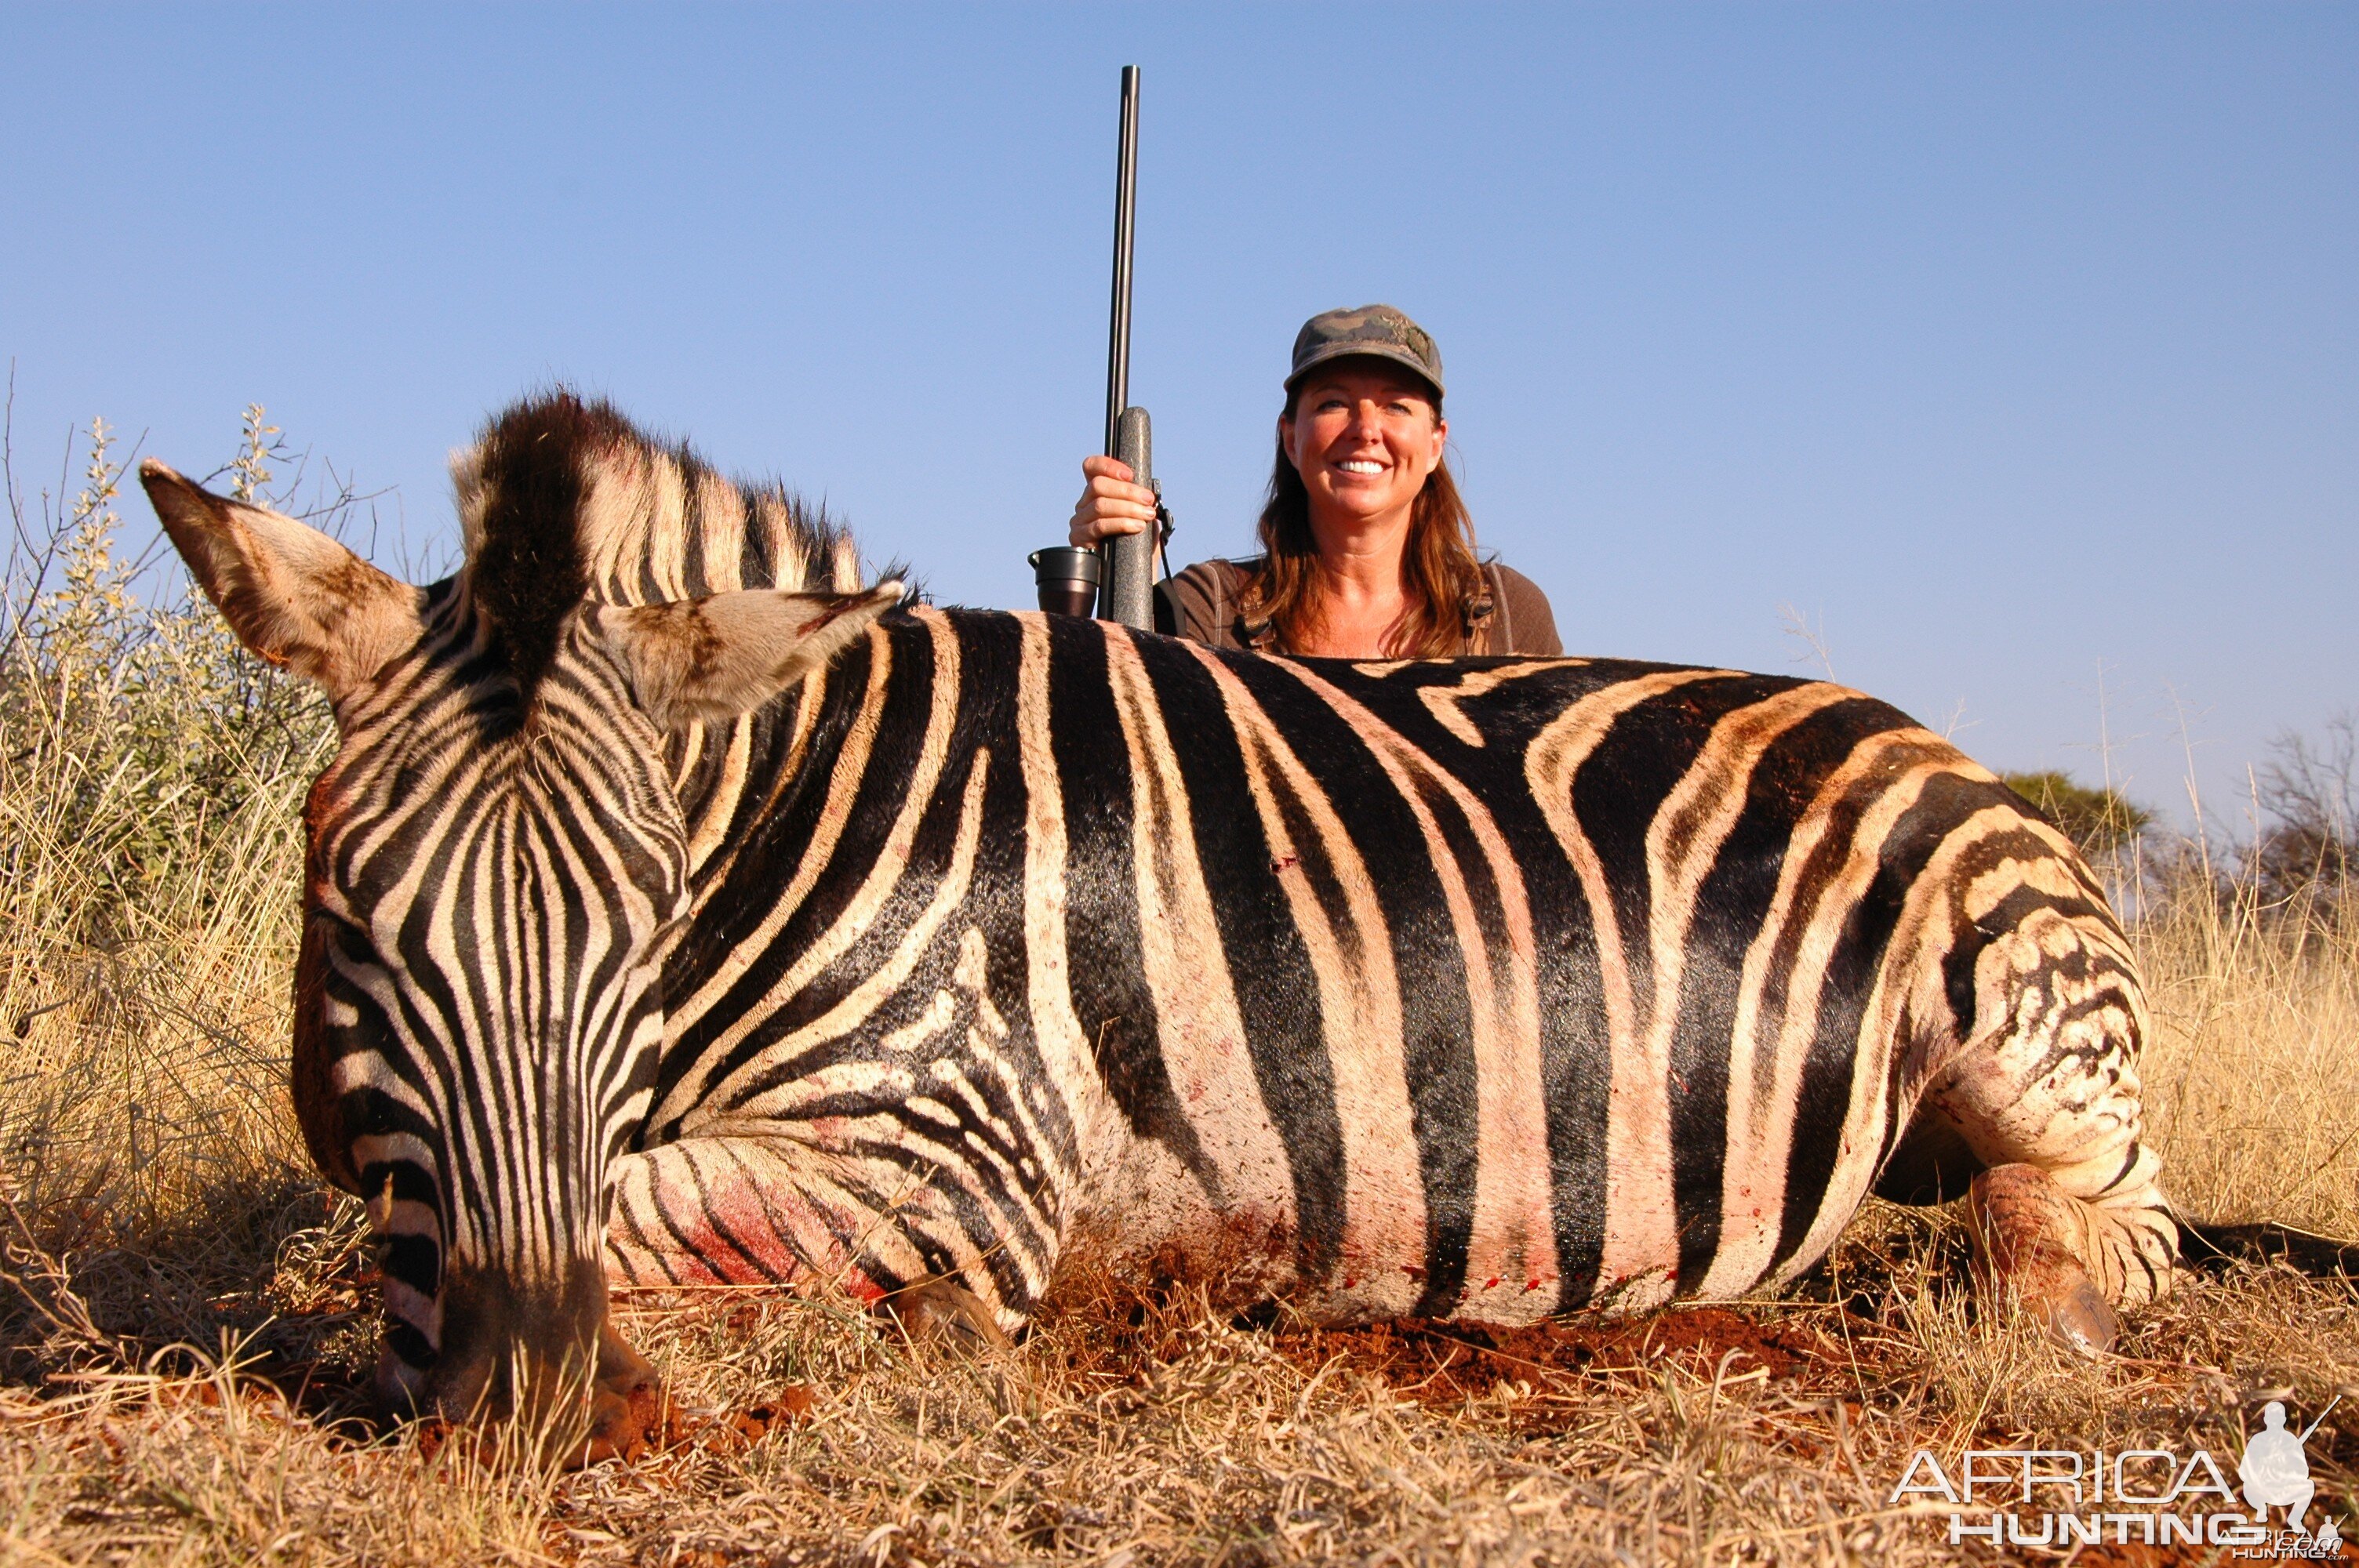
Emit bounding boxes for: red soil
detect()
[1267,1305,1899,1431]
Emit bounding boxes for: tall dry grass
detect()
[0,412,2353,1564]
[2,411,338,1372]
[2142,895,2359,1242]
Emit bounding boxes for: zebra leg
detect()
[1964,1164,2128,1356]
[602,1137,1026,1342]
[1913,907,2178,1352]
[875,1277,1016,1353]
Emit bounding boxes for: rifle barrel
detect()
[1104,66,1140,459]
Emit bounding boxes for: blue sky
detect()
[4,5,2351,829]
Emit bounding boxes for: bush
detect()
[0,406,347,1323]
[1998,769,2154,858]
[2252,711,2354,922]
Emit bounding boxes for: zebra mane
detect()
[451,390,862,695]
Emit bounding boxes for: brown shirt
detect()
[1152,557,1562,657]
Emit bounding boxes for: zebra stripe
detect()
[142,394,2174,1421]
[608,602,2167,1328]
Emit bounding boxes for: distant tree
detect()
[2001,771,2154,858]
[2253,710,2354,916]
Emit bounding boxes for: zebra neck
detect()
[647,620,917,1087]
[667,621,891,894]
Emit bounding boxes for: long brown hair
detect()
[1238,391,1489,658]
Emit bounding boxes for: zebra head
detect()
[140,428,898,1450]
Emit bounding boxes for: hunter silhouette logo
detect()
[2239,1397,2343,1554]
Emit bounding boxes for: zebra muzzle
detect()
[391,1255,662,1464]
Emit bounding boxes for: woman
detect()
[1067,303,1559,658]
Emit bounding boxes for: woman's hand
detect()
[1067,456,1158,547]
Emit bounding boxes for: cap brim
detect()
[1285,343,1444,400]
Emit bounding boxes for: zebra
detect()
[140,391,2176,1453]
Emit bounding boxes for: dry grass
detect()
[3,417,2357,1564]
[2140,899,2359,1243]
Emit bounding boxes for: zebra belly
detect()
[1056,1112,1454,1323]
[1055,1051,1735,1328]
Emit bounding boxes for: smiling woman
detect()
[1067,305,1561,659]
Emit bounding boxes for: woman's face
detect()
[1281,361,1448,532]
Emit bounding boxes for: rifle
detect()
[1030,65,1165,626]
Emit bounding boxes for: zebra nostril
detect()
[373,1337,434,1417]
[380,1309,439,1379]
[395,1256,620,1444]
[576,1323,668,1465]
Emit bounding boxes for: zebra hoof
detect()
[881,1278,1012,1355]
[1966,1163,2121,1359]
[2039,1275,2122,1359]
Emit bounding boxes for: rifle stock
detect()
[1100,407,1154,627]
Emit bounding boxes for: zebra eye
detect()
[312,908,383,965]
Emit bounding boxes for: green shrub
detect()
[0,408,338,1262]
[1999,770,2154,858]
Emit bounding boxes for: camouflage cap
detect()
[1286,303,1445,400]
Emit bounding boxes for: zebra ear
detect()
[595,582,904,731]
[140,460,424,702]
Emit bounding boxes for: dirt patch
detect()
[1269,1305,1903,1429]
[702,1385,816,1450]
[413,1381,815,1468]
[594,1378,818,1464]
